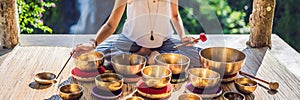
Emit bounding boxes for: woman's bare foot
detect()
[147,51,160,65]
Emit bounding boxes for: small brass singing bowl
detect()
[154,53,190,74]
[188,68,220,88]
[142,65,172,88]
[112,53,146,75]
[74,51,104,72]
[235,77,257,94]
[95,73,123,91]
[34,72,57,85]
[178,93,202,100]
[223,91,245,100]
[200,47,246,75]
[125,96,144,100]
[59,84,84,100]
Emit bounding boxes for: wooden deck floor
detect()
[18,34,300,77]
[0,34,299,99]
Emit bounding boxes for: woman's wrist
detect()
[89,39,97,49]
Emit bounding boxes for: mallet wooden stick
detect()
[239,71,279,90]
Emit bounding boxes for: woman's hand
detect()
[72,42,96,58]
[181,36,199,47]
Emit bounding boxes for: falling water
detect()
[70,0,114,34]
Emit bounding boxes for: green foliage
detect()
[17,0,56,34]
[180,0,250,34]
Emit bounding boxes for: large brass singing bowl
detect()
[59,84,84,100]
[74,51,104,71]
[112,53,146,75]
[95,73,123,91]
[200,47,246,75]
[188,68,220,88]
[142,66,172,88]
[235,77,257,94]
[34,72,56,85]
[154,53,190,74]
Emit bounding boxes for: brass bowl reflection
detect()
[178,93,202,100]
[188,68,220,88]
[142,66,172,88]
[154,53,190,74]
[59,84,84,100]
[235,77,257,94]
[95,73,123,91]
[125,96,144,100]
[112,53,146,75]
[34,72,56,85]
[74,51,104,71]
[222,91,245,100]
[200,47,246,75]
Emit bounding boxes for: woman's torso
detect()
[122,0,174,48]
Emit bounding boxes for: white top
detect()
[122,0,174,48]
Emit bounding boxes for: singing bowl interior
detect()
[235,77,257,94]
[188,68,220,88]
[142,66,172,88]
[95,73,123,91]
[178,93,202,100]
[112,53,146,75]
[34,72,56,84]
[74,51,104,71]
[200,47,246,75]
[154,53,190,74]
[223,91,245,100]
[59,84,84,100]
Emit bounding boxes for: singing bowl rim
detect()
[111,53,147,67]
[154,53,190,66]
[73,51,104,61]
[199,47,246,64]
[178,93,202,100]
[234,77,258,93]
[141,65,172,79]
[95,73,124,83]
[59,84,84,95]
[235,77,257,88]
[222,91,245,100]
[95,73,124,91]
[34,72,56,84]
[188,68,220,80]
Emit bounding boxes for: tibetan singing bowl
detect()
[59,84,84,100]
[112,53,146,75]
[223,91,245,100]
[125,96,144,100]
[154,53,190,74]
[74,51,104,71]
[95,73,123,91]
[200,47,246,75]
[235,77,257,94]
[178,93,202,100]
[188,68,220,88]
[142,65,172,88]
[34,72,56,85]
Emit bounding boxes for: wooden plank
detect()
[0,45,299,99]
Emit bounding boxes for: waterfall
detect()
[70,0,114,34]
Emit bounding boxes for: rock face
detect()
[70,0,114,34]
[0,0,19,49]
[247,0,276,48]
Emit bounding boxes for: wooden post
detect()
[0,0,19,49]
[247,0,276,48]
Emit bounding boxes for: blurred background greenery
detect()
[17,0,300,52]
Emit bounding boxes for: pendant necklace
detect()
[147,0,159,41]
